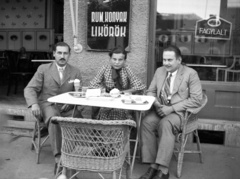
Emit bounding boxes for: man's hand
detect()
[31,104,42,119]
[154,99,162,108]
[160,105,174,116]
[155,104,174,117]
[154,101,164,116]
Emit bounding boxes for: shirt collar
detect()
[168,70,177,77]
[56,64,66,71]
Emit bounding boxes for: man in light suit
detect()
[139,45,202,179]
[24,42,82,171]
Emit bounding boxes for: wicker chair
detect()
[31,115,49,164]
[174,93,208,178]
[51,117,136,179]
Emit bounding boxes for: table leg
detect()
[130,111,142,176]
[72,105,77,117]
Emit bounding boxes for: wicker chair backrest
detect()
[51,117,136,172]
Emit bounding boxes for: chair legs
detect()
[176,133,187,178]
[31,120,49,164]
[6,75,13,96]
[124,143,131,179]
[7,74,32,95]
[175,129,203,178]
[194,130,203,163]
[55,152,131,179]
[6,75,18,96]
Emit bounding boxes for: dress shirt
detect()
[56,64,66,81]
[169,70,177,94]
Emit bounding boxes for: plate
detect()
[68,92,85,98]
[121,99,148,105]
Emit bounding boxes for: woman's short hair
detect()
[163,45,182,59]
[109,46,127,59]
[53,42,71,53]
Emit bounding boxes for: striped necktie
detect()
[164,73,172,98]
[161,73,172,105]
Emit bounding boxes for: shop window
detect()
[155,0,240,82]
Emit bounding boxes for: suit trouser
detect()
[141,110,181,167]
[42,104,82,157]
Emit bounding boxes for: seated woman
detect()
[89,46,146,120]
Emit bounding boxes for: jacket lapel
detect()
[157,69,167,97]
[50,62,61,85]
[172,65,184,95]
[61,64,71,85]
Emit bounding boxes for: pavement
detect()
[0,132,240,179]
[0,84,240,179]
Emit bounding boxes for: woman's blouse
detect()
[89,64,146,92]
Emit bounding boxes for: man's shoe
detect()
[139,167,158,179]
[152,170,169,179]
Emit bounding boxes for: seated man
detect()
[139,45,202,179]
[24,42,82,173]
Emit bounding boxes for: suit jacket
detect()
[24,61,82,111]
[147,64,202,119]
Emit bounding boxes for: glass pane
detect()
[155,0,240,82]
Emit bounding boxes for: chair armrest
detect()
[186,106,203,115]
[186,92,208,114]
[181,93,208,130]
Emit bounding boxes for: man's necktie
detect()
[164,73,172,98]
[161,73,172,105]
[59,68,64,84]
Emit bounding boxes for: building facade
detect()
[0,0,239,122]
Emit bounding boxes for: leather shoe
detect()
[139,167,158,179]
[152,170,169,179]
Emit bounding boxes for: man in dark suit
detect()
[139,45,202,179]
[24,42,82,171]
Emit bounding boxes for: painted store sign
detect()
[195,16,232,40]
[87,0,131,51]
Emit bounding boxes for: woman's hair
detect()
[163,45,182,59]
[53,42,71,52]
[109,46,127,59]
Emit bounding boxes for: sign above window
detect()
[195,16,232,40]
[87,0,131,51]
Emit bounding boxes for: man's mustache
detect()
[60,58,66,61]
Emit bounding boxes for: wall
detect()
[0,0,46,29]
[64,0,150,86]
[199,81,240,121]
[0,29,54,51]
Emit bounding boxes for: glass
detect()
[81,86,88,97]
[101,87,106,95]
[122,92,132,103]
[155,0,240,82]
